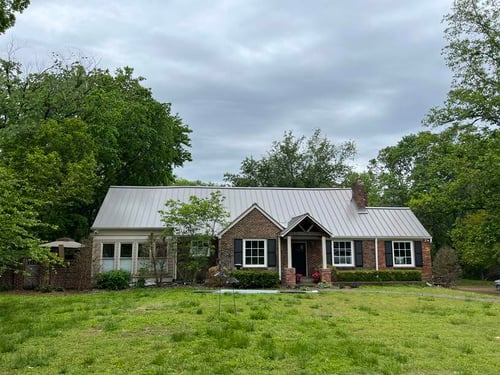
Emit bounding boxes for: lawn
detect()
[0,287,498,375]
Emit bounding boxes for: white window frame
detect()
[119,243,133,271]
[101,243,116,272]
[243,239,267,268]
[190,239,211,257]
[392,241,414,267]
[332,240,354,267]
[98,238,166,274]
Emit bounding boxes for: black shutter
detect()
[267,239,276,267]
[414,241,423,267]
[234,239,243,266]
[385,241,393,267]
[355,240,363,267]
[326,240,332,265]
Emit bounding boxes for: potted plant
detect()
[295,273,303,284]
[311,271,321,283]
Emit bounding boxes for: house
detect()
[91,182,432,285]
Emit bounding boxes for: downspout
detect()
[375,238,379,271]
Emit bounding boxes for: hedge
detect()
[95,270,131,290]
[334,270,422,282]
[231,270,280,289]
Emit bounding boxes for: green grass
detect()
[0,287,498,374]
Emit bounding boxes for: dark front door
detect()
[292,242,307,275]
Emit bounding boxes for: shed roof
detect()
[91,186,431,239]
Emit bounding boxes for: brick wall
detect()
[219,207,281,269]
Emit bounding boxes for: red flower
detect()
[312,271,321,280]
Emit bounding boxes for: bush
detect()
[231,270,279,289]
[432,246,461,287]
[96,270,131,290]
[336,270,422,282]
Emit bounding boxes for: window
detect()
[393,241,413,266]
[333,241,354,266]
[138,243,149,258]
[120,243,133,271]
[243,239,267,267]
[102,243,115,272]
[190,240,210,257]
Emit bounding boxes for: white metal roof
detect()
[91,186,431,239]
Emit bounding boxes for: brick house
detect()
[91,182,432,285]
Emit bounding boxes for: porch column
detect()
[287,236,292,268]
[321,236,327,269]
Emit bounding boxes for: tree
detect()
[0,56,192,239]
[451,210,500,278]
[424,0,499,128]
[368,124,499,274]
[159,191,229,283]
[224,129,356,187]
[0,165,42,273]
[0,0,29,33]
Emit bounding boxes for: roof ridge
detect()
[109,185,350,191]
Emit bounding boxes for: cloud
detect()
[2,0,454,183]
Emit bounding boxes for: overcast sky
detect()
[2,0,454,183]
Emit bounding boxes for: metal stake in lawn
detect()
[214,262,227,316]
[214,262,238,315]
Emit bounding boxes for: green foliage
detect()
[451,210,500,276]
[231,270,280,288]
[335,270,422,282]
[160,191,229,238]
[224,129,356,187]
[0,56,191,239]
[160,191,229,282]
[368,125,499,276]
[0,0,29,33]
[424,0,499,129]
[366,0,500,277]
[0,165,45,273]
[432,246,462,286]
[95,270,131,290]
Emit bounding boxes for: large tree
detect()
[0,165,42,273]
[368,0,500,277]
[369,124,499,276]
[424,0,499,128]
[0,56,192,239]
[0,0,29,33]
[224,129,356,187]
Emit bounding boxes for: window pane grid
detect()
[393,241,413,265]
[333,241,353,266]
[244,240,266,266]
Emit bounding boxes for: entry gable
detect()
[280,213,332,237]
[217,203,283,238]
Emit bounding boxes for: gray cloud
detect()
[2,0,454,183]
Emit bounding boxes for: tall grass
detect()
[0,287,498,374]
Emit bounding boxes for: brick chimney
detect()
[351,179,368,210]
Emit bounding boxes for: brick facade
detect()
[219,207,281,269]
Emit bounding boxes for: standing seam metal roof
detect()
[91,186,431,239]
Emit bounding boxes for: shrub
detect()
[432,246,461,287]
[231,270,279,289]
[336,270,422,282]
[95,270,131,290]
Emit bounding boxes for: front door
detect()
[292,242,307,276]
